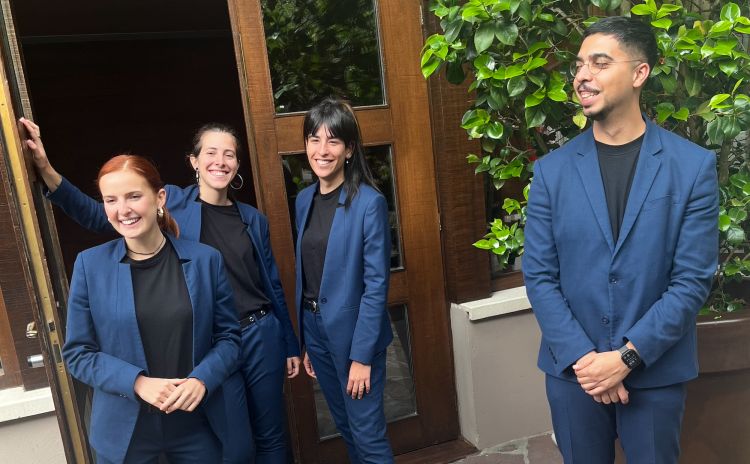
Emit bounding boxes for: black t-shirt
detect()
[125,241,193,379]
[199,200,270,320]
[301,184,343,300]
[596,134,644,243]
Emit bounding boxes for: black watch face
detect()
[622,350,641,368]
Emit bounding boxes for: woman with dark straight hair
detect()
[296,97,394,463]
[21,117,300,464]
[62,154,240,463]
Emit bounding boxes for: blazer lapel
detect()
[171,238,200,366]
[320,188,348,293]
[613,120,662,256]
[115,240,148,372]
[575,131,615,253]
[180,187,203,241]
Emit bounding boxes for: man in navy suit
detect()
[523,16,718,463]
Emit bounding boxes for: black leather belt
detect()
[239,305,272,329]
[302,298,320,313]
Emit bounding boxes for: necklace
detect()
[126,235,166,256]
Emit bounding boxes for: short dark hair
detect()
[583,16,658,71]
[303,97,377,207]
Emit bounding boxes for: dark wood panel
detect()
[424,8,492,304]
[275,107,394,154]
[0,137,48,390]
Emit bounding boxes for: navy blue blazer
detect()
[49,179,300,358]
[295,183,393,365]
[523,117,719,388]
[62,236,241,463]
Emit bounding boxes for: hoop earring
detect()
[157,207,164,218]
[230,173,244,190]
[195,168,200,184]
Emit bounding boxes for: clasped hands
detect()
[573,348,633,405]
[134,375,206,413]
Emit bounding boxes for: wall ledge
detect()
[0,387,55,423]
[458,286,531,321]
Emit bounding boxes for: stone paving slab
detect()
[450,433,563,464]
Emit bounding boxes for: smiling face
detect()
[574,33,649,121]
[100,169,166,244]
[305,124,352,192]
[190,130,239,194]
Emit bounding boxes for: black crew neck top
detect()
[596,134,644,243]
[301,184,344,300]
[199,200,270,320]
[125,241,193,379]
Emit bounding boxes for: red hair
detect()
[97,155,180,237]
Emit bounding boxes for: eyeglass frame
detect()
[569,58,644,78]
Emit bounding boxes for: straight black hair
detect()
[583,16,659,71]
[302,97,378,207]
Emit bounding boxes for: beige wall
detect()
[451,301,552,449]
[0,413,65,464]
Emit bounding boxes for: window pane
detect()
[313,304,417,439]
[283,145,403,270]
[261,0,385,113]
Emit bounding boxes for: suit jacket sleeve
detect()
[523,161,597,374]
[623,152,718,366]
[349,194,390,364]
[62,254,143,400]
[46,176,114,234]
[259,216,301,357]
[189,253,241,396]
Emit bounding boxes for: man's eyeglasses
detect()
[569,59,643,77]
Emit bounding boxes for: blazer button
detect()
[320,298,327,304]
[609,276,618,284]
[601,317,610,325]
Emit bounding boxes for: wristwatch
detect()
[618,345,642,369]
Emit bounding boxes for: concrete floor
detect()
[451,433,562,464]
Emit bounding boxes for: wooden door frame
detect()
[227,1,459,461]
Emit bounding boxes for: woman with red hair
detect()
[62,155,242,463]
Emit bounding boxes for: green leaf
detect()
[473,239,493,250]
[524,93,544,108]
[631,4,655,16]
[723,115,742,140]
[707,118,725,145]
[685,69,702,97]
[517,1,532,23]
[546,88,568,102]
[527,42,551,56]
[672,107,689,121]
[525,106,546,128]
[496,23,519,46]
[657,4,683,17]
[719,61,738,76]
[709,94,731,109]
[421,56,441,78]
[507,76,527,97]
[659,74,677,94]
[720,3,741,22]
[651,18,672,30]
[728,207,748,223]
[461,5,490,22]
[727,226,746,244]
[708,21,733,37]
[474,22,496,53]
[573,110,587,129]
[656,102,675,123]
[446,60,466,84]
[719,214,731,231]
[443,18,463,43]
[466,154,480,163]
[524,57,548,72]
[503,65,525,79]
[486,122,504,139]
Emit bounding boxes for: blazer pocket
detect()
[340,305,359,313]
[642,195,679,211]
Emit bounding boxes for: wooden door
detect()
[227,1,459,461]
[0,1,91,461]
